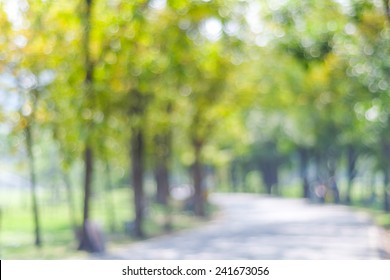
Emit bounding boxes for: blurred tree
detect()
[345,0,390,210]
[187,43,234,216]
[263,0,354,200]
[1,0,60,247]
[77,0,102,252]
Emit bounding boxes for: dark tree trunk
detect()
[230,160,238,192]
[259,160,279,195]
[313,150,323,179]
[154,131,173,231]
[127,88,149,237]
[298,147,310,198]
[345,145,358,204]
[154,103,172,205]
[192,140,205,217]
[384,171,390,212]
[382,139,390,212]
[154,132,171,205]
[155,162,169,205]
[78,0,100,253]
[384,190,390,212]
[25,125,42,247]
[131,128,145,237]
[78,146,96,252]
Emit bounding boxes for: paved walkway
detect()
[105,193,387,259]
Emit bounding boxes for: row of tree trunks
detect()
[227,145,363,206]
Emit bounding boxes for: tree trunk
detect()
[25,124,42,247]
[345,145,358,204]
[78,146,96,251]
[298,148,310,198]
[131,128,145,237]
[192,140,205,217]
[154,132,171,205]
[381,138,390,212]
[230,160,239,192]
[383,170,390,212]
[155,163,170,204]
[154,138,173,232]
[384,190,390,212]
[78,0,99,253]
[259,160,279,195]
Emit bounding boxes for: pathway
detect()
[104,193,387,259]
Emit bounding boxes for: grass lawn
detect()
[0,186,213,259]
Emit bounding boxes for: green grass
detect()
[375,212,390,229]
[349,203,390,230]
[280,183,302,198]
[0,187,214,259]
